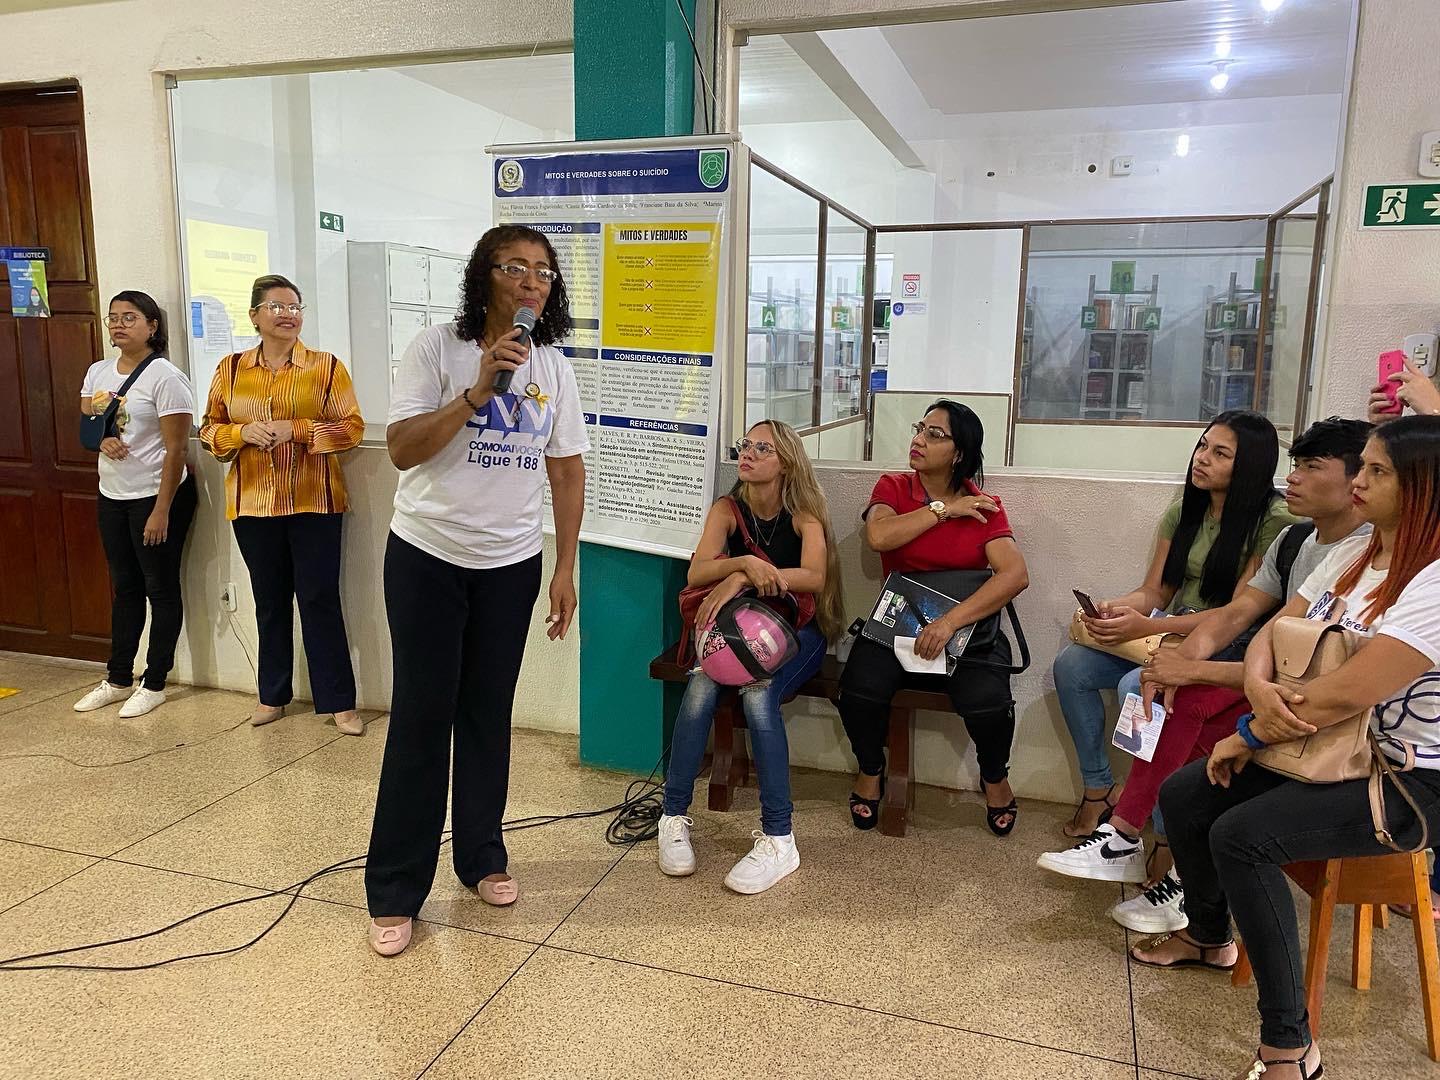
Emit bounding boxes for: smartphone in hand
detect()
[1378,349,1407,413]
[1073,589,1101,619]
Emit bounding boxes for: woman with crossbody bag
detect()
[1139,417,1440,1080]
[74,291,196,719]
[657,420,843,895]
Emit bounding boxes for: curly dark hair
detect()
[454,225,572,347]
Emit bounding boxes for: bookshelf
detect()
[1019,287,1035,402]
[1081,273,1159,420]
[1201,271,1266,420]
[746,276,815,430]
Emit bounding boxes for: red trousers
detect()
[1113,684,1250,833]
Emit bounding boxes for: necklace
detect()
[749,505,782,548]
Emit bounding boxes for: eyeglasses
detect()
[491,262,560,284]
[104,312,143,327]
[255,301,306,317]
[911,422,953,442]
[735,438,777,458]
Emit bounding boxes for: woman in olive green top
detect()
[1053,410,1296,840]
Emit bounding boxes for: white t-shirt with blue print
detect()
[1298,535,1440,770]
[388,323,589,570]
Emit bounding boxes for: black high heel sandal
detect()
[979,778,1018,837]
[1237,1043,1323,1080]
[1063,783,1118,838]
[849,771,885,831]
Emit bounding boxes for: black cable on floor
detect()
[0,749,669,972]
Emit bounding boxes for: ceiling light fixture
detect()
[1215,36,1232,60]
[1176,133,1191,158]
[1261,0,1284,12]
[1210,61,1232,92]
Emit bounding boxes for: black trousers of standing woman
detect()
[838,635,1016,783]
[96,475,198,691]
[1161,757,1440,1050]
[231,512,356,714]
[366,534,542,919]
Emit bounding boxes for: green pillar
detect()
[574,0,700,771]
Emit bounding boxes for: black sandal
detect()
[849,772,885,831]
[1063,783,1118,838]
[980,778,1018,837]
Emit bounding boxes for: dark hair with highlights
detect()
[249,274,302,309]
[455,225,572,347]
[109,290,168,354]
[1162,409,1281,606]
[925,399,986,493]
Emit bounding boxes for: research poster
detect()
[492,144,731,559]
[184,220,270,345]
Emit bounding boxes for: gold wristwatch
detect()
[928,500,948,522]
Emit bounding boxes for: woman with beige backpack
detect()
[1138,415,1440,1080]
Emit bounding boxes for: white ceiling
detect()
[742,0,1352,123]
[394,53,576,137]
[881,0,1351,113]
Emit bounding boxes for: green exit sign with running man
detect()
[1362,184,1440,229]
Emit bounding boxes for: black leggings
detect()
[96,476,197,691]
[365,534,541,919]
[1162,757,1440,1049]
[837,636,1016,784]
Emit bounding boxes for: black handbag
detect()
[80,353,157,452]
[878,569,1031,674]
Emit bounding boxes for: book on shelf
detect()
[1125,380,1146,410]
[1086,372,1112,407]
[1093,299,1113,329]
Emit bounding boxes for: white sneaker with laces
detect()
[74,681,130,713]
[723,831,799,895]
[657,814,696,876]
[1111,871,1187,933]
[1036,822,1147,883]
[118,686,166,718]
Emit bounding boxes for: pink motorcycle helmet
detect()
[696,594,800,686]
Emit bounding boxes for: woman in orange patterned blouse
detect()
[200,274,365,735]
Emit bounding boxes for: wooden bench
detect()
[649,643,953,837]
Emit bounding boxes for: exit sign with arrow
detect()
[319,211,345,233]
[1362,184,1440,229]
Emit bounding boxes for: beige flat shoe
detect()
[368,918,412,957]
[477,875,519,907]
[250,704,285,727]
[334,710,364,736]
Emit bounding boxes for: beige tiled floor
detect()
[0,656,1432,1079]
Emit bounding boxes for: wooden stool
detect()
[1231,853,1439,1061]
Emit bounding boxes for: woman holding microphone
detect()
[366,225,588,957]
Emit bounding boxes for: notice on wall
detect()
[2,247,50,317]
[184,220,270,344]
[492,144,731,559]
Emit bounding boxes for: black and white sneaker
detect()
[1036,823,1146,883]
[1111,871,1187,933]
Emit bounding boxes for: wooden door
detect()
[0,83,110,662]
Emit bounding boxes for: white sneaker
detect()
[657,814,696,876]
[1111,871,1187,933]
[1036,823,1147,883]
[118,686,166,718]
[723,831,800,895]
[73,681,130,713]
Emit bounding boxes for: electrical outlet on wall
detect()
[1404,331,1439,377]
[1110,156,1134,177]
[221,582,238,613]
[1420,131,1440,179]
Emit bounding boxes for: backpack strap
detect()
[1275,521,1317,599]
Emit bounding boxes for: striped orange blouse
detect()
[199,341,364,520]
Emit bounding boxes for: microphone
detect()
[493,306,537,394]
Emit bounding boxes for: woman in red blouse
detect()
[839,400,1030,834]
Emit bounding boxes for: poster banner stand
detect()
[488,135,742,561]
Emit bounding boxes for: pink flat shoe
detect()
[368,918,412,956]
[477,875,518,907]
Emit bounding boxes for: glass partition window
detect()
[1020,219,1270,423]
[746,167,822,430]
[820,210,868,426]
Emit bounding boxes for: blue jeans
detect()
[663,623,826,836]
[1053,642,1147,811]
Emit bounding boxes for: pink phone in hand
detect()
[1378,350,1408,413]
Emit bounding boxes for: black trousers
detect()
[837,635,1016,784]
[1162,757,1440,1049]
[96,475,198,692]
[365,534,542,919]
[231,512,356,714]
